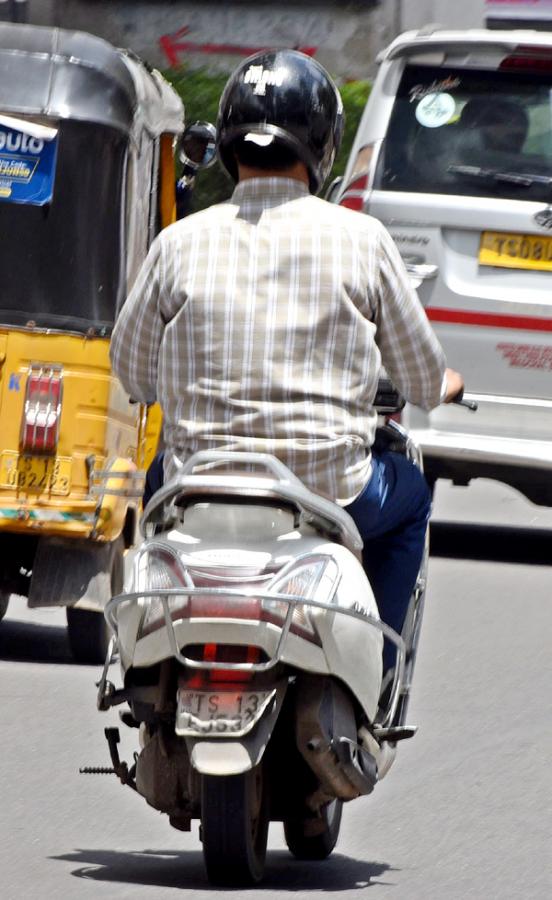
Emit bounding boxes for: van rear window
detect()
[375,63,552,203]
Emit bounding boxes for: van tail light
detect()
[500,47,552,72]
[20,364,63,455]
[339,143,377,212]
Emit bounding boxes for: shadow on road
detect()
[430,522,552,566]
[50,847,394,891]
[0,618,73,664]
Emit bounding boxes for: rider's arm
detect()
[110,236,165,404]
[370,222,446,411]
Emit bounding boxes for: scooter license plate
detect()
[175,688,274,737]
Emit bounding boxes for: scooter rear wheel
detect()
[201,764,269,885]
[284,798,343,860]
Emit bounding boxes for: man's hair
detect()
[233,136,300,171]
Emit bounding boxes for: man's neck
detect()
[237,161,310,188]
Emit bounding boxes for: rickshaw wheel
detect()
[66,537,124,665]
[0,589,9,623]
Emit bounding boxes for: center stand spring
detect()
[79,727,137,791]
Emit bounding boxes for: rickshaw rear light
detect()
[21,365,63,455]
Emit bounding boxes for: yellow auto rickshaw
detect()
[0,22,184,661]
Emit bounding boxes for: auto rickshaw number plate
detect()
[0,452,71,495]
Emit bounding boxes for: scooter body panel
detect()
[117,505,383,722]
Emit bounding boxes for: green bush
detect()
[163,66,371,211]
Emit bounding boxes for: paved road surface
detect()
[1,481,551,899]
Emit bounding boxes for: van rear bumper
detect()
[411,429,552,506]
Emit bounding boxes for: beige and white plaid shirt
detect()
[111,178,445,504]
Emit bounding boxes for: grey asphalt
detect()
[1,480,551,899]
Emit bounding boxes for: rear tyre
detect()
[66,607,111,665]
[201,765,269,885]
[0,589,9,623]
[66,537,124,665]
[284,798,343,860]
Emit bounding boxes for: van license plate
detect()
[0,452,72,495]
[479,231,552,271]
[175,689,273,737]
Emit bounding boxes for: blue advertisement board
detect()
[0,119,58,206]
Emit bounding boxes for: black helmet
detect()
[217,49,344,194]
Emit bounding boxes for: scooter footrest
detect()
[373,725,418,742]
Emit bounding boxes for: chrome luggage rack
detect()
[101,555,405,730]
[90,469,146,499]
[140,450,364,554]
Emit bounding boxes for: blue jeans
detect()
[143,451,166,508]
[345,451,431,671]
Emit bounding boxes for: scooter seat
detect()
[141,451,363,555]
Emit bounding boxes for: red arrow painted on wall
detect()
[160,26,317,67]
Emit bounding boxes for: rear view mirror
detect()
[178,121,217,171]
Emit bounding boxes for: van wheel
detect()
[0,589,10,623]
[201,765,269,885]
[284,799,343,860]
[66,538,124,665]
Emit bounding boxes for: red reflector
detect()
[339,174,369,212]
[21,364,63,455]
[189,595,261,620]
[201,643,261,683]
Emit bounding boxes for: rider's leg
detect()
[143,451,166,508]
[345,450,431,671]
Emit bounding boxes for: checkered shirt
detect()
[110,178,446,504]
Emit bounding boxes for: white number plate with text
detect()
[175,689,274,737]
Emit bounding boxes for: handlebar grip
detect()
[452,392,478,412]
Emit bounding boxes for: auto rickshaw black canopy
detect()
[0,23,184,335]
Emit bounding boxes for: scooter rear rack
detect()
[101,554,407,729]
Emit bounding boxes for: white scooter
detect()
[84,388,464,885]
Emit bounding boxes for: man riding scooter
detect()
[110,49,464,685]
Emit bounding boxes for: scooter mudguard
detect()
[185,682,287,776]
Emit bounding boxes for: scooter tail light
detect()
[138,548,190,635]
[137,554,337,648]
[262,557,338,643]
[138,553,265,637]
[20,364,63,455]
[201,643,261,684]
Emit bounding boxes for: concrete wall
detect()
[399,0,485,32]
[13,1,486,79]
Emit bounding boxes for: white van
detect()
[338,28,552,505]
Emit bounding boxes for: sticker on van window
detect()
[409,77,461,102]
[415,93,456,129]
